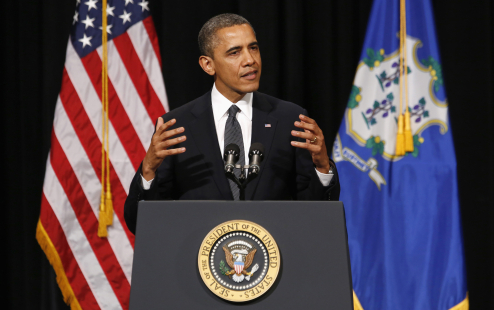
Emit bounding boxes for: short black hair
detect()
[198,13,256,58]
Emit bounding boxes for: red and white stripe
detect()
[39,16,167,309]
[234,263,244,275]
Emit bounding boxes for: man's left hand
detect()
[291,114,331,174]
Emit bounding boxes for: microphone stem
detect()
[225,167,258,201]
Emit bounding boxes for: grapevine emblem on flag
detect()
[333,37,448,190]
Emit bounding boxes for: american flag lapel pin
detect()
[265,124,271,127]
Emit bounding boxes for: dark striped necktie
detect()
[224,104,245,200]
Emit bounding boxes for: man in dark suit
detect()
[124,14,339,234]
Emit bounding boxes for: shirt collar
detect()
[211,83,253,122]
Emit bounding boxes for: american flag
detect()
[36,0,168,309]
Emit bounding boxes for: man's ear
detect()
[199,56,215,76]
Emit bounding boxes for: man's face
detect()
[209,24,262,101]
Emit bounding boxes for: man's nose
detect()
[242,50,255,66]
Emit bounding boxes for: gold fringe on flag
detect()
[36,221,83,310]
[352,290,468,310]
[353,291,364,310]
[449,294,470,310]
[98,0,113,238]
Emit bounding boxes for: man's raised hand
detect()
[142,117,186,181]
[290,114,331,174]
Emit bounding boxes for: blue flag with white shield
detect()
[333,0,468,309]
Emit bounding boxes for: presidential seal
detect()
[198,220,280,302]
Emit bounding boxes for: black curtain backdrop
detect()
[1,0,492,309]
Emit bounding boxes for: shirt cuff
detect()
[315,168,333,186]
[141,175,154,190]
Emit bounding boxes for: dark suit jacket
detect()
[124,91,340,234]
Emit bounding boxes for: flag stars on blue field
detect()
[79,33,92,48]
[82,15,95,29]
[85,0,98,12]
[99,24,113,35]
[119,10,132,24]
[138,1,149,12]
[71,0,150,55]
[107,4,115,16]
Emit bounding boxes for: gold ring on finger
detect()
[310,136,317,144]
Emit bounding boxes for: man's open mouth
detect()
[241,70,258,80]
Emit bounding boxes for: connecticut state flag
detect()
[333,0,468,309]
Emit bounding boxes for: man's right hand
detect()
[142,117,186,181]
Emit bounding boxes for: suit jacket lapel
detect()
[188,91,233,200]
[245,92,278,200]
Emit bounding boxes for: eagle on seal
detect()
[223,245,259,283]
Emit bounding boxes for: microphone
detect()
[224,143,240,174]
[248,143,264,174]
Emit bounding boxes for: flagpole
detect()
[396,0,406,156]
[98,0,112,238]
[403,0,414,152]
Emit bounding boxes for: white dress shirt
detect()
[142,83,333,189]
[211,83,252,162]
